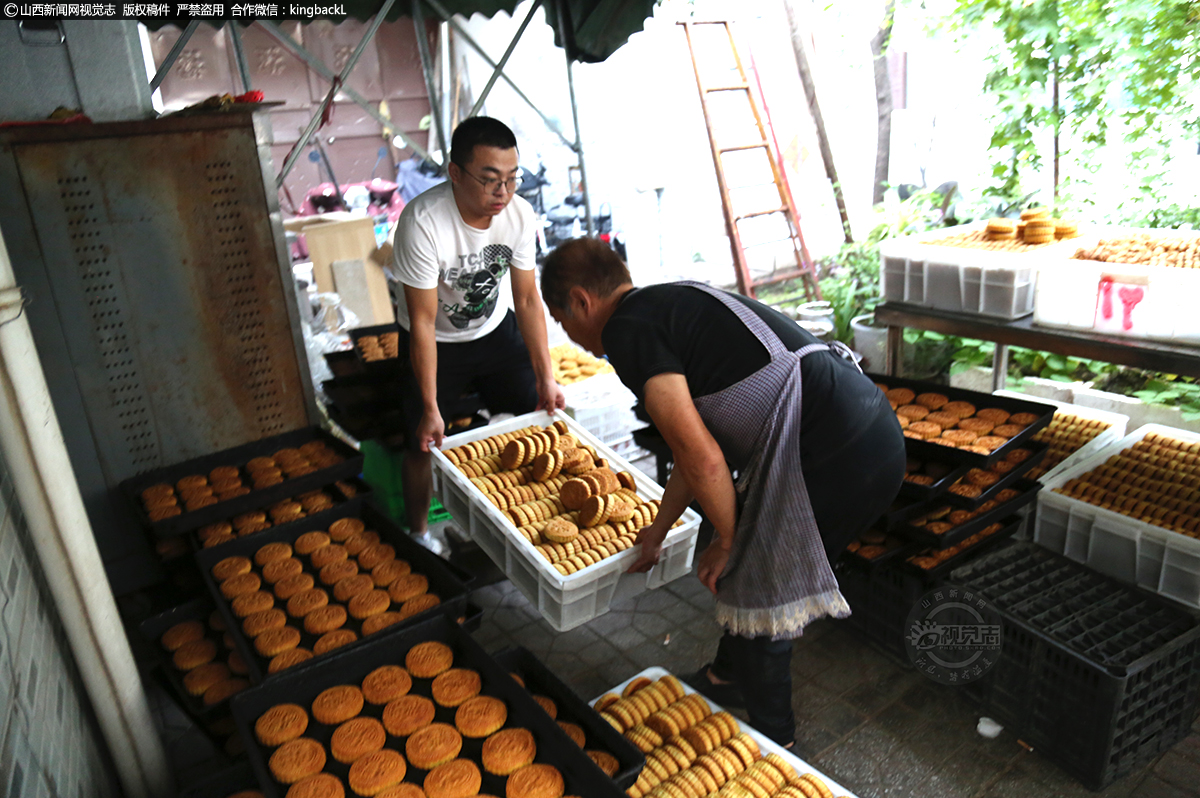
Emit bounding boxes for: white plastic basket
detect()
[561,372,640,448]
[597,667,860,798]
[431,410,701,631]
[878,222,1079,319]
[992,391,1129,483]
[1034,423,1200,609]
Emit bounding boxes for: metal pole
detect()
[468,0,541,119]
[275,0,400,188]
[413,0,449,162]
[150,20,198,92]
[555,0,593,236]
[991,343,1010,392]
[229,22,252,93]
[422,0,576,152]
[259,22,433,164]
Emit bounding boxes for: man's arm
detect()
[404,284,444,451]
[510,267,565,412]
[626,373,737,593]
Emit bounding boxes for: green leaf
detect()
[1051,374,1076,383]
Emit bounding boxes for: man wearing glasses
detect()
[389,116,565,553]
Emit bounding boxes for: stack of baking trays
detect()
[226,614,646,798]
[835,375,1057,660]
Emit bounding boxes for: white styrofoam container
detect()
[993,391,1129,483]
[1034,227,1200,343]
[431,410,701,631]
[598,667,860,798]
[1034,424,1200,609]
[879,222,1078,319]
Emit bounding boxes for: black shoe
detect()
[682,664,746,710]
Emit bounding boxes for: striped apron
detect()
[679,281,851,639]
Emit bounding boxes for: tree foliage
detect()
[946,0,1200,202]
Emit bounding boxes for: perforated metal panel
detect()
[2,115,315,588]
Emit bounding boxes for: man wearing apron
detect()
[540,238,906,746]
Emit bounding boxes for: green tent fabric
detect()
[145,0,654,62]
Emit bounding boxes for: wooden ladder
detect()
[680,20,821,300]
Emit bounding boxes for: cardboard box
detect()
[302,216,394,325]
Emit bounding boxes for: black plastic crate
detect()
[835,556,933,662]
[121,426,364,539]
[951,542,1200,790]
[491,646,645,789]
[324,350,363,378]
[867,372,1057,466]
[196,500,470,684]
[229,614,626,798]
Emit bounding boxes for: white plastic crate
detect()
[561,372,639,448]
[879,222,1077,319]
[431,410,701,631]
[1034,227,1200,343]
[597,667,861,798]
[993,391,1129,483]
[1034,424,1200,609]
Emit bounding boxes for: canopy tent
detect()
[142,0,657,63]
[147,0,652,234]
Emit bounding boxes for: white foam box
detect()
[1034,227,1200,343]
[993,391,1129,483]
[598,667,860,798]
[1034,423,1200,609]
[879,222,1078,319]
[431,411,701,631]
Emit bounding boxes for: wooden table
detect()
[875,302,1200,389]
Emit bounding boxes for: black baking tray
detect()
[229,614,627,798]
[350,323,407,374]
[138,596,242,719]
[121,426,364,539]
[877,495,943,533]
[896,478,1041,549]
[325,350,364,378]
[942,440,1049,510]
[901,515,1024,581]
[898,460,971,500]
[868,373,1057,466]
[196,500,470,684]
[843,533,920,570]
[490,646,645,789]
[189,480,372,553]
[178,761,260,798]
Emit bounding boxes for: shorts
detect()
[397,310,538,447]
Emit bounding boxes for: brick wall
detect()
[0,453,119,798]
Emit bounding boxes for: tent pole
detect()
[413,0,450,163]
[555,0,593,236]
[422,0,576,152]
[229,23,252,92]
[468,0,541,119]
[276,0,399,188]
[259,22,433,164]
[150,19,198,92]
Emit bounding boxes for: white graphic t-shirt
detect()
[389,181,537,342]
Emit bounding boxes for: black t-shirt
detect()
[601,284,887,463]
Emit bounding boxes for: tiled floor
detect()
[468,567,1200,798]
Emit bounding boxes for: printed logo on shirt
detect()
[441,243,513,330]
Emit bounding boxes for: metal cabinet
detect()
[0,111,316,594]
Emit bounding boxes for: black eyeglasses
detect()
[462,169,523,193]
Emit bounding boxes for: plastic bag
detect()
[313,292,360,335]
